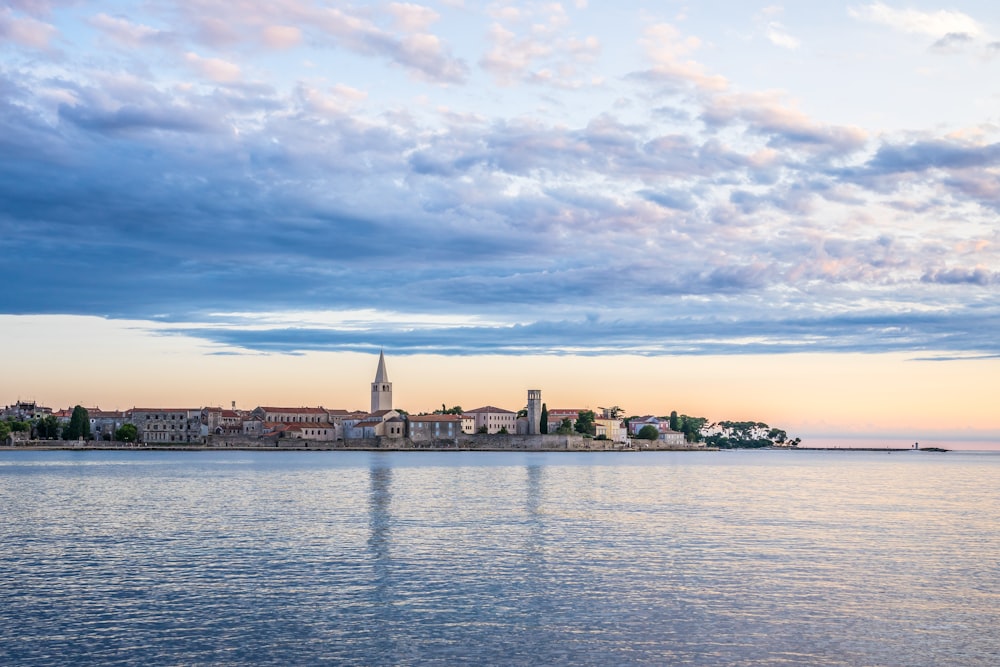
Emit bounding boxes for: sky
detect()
[2,1,999,446]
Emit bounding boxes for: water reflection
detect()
[366,454,397,661]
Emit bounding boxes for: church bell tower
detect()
[371,350,393,413]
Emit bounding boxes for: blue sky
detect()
[2,2,999,395]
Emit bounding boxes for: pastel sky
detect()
[2,1,999,445]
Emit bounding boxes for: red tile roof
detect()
[410,414,463,422]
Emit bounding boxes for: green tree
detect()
[555,418,574,435]
[540,403,548,434]
[516,408,528,418]
[669,410,679,431]
[679,415,708,443]
[498,426,509,434]
[9,420,30,433]
[115,423,139,443]
[636,424,659,440]
[477,425,488,434]
[0,420,10,441]
[35,415,60,439]
[574,410,596,436]
[63,405,91,441]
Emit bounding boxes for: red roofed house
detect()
[408,414,463,442]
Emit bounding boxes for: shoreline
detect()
[0,443,717,453]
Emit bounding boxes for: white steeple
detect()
[370,349,393,413]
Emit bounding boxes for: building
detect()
[594,415,627,443]
[546,408,587,433]
[277,423,336,441]
[526,390,542,435]
[250,407,330,424]
[346,409,401,439]
[464,406,517,434]
[628,416,686,445]
[371,349,392,413]
[408,414,463,442]
[88,409,126,441]
[128,408,202,443]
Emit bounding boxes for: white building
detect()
[463,406,517,434]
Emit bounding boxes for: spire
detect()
[374,349,389,383]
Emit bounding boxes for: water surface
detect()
[1,449,997,665]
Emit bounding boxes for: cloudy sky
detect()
[2,1,999,444]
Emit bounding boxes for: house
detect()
[628,416,686,446]
[546,408,587,433]
[344,409,401,439]
[279,423,336,441]
[88,409,126,441]
[594,416,627,443]
[128,408,203,443]
[251,406,330,424]
[408,414,463,442]
[463,406,517,434]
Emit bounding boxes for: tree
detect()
[0,421,9,441]
[679,415,708,443]
[555,418,574,435]
[540,403,548,434]
[477,425,488,434]
[516,408,528,418]
[115,423,139,443]
[669,410,679,432]
[35,415,60,439]
[574,410,596,436]
[498,426,509,434]
[604,406,624,419]
[63,405,91,441]
[636,425,659,440]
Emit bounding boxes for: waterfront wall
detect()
[6,434,708,452]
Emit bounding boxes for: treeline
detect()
[629,411,800,448]
[1,406,138,443]
[704,420,801,449]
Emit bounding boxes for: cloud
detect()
[261,25,301,49]
[312,6,468,83]
[921,267,997,286]
[184,51,242,83]
[3,1,1000,363]
[89,13,173,48]
[638,23,728,92]
[479,5,601,88]
[848,2,983,39]
[929,31,975,53]
[765,23,800,50]
[0,8,57,49]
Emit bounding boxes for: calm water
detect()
[1,450,997,666]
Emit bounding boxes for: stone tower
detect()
[371,350,393,413]
[526,389,542,435]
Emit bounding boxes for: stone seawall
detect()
[6,435,709,452]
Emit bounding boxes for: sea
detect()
[1,449,997,666]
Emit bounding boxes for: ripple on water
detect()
[0,449,998,666]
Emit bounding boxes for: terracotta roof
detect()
[464,406,515,414]
[257,407,328,414]
[410,414,463,422]
[353,420,381,429]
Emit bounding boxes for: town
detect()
[2,351,717,451]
